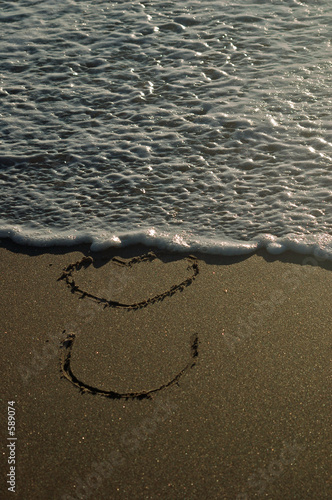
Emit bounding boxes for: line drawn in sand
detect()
[58,252,200,400]
[58,252,199,309]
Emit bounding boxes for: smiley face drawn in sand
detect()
[58,252,199,400]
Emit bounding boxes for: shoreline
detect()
[1,239,331,499]
[1,230,331,262]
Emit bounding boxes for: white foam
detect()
[1,0,331,265]
[1,225,331,262]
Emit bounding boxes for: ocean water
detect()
[1,0,331,258]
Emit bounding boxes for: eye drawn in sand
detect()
[58,252,199,309]
[58,252,200,400]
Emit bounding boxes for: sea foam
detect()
[1,0,331,261]
[1,225,331,262]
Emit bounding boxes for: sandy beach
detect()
[0,238,331,499]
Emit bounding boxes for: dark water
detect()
[1,0,331,256]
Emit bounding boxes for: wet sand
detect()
[0,239,331,499]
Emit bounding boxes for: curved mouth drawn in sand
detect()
[58,252,200,400]
[60,332,199,400]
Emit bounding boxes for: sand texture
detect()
[0,239,331,499]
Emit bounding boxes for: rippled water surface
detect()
[1,0,332,255]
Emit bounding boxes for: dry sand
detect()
[0,239,331,499]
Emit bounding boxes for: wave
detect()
[1,225,331,261]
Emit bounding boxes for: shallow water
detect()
[1,0,331,257]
